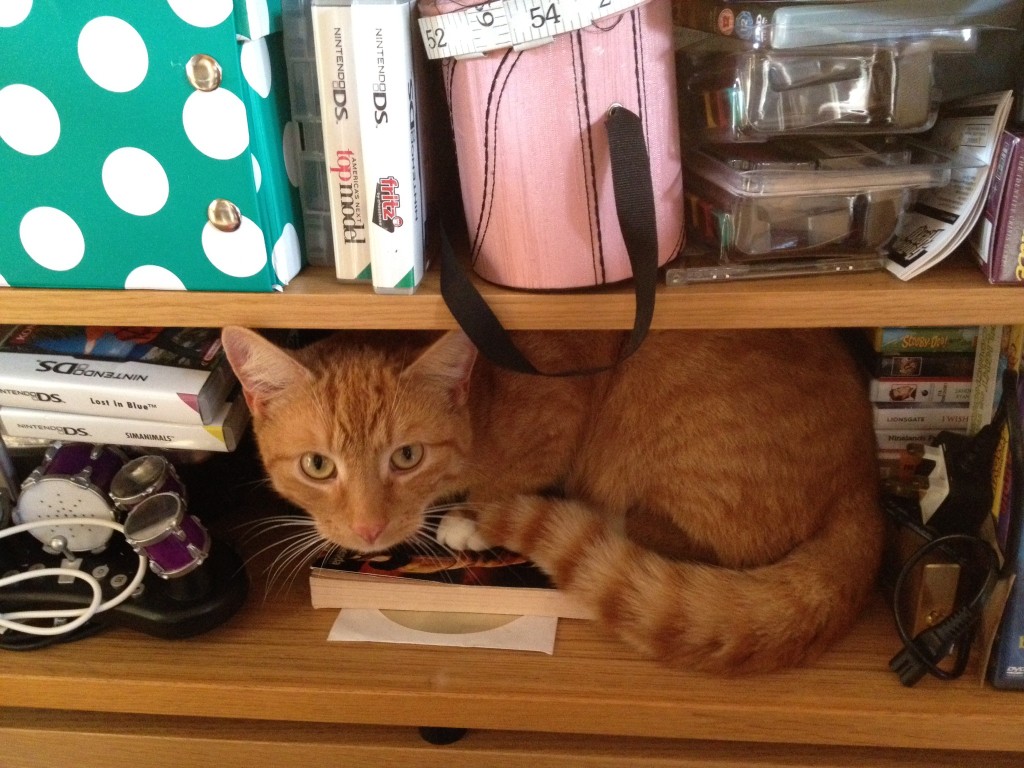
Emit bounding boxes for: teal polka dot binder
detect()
[0,0,303,292]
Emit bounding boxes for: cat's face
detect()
[221,328,478,553]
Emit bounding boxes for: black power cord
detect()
[883,368,1021,687]
[887,530,999,686]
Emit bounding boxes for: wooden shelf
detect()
[3,466,1023,758]
[6,711,1021,768]
[3,460,1021,762]
[2,251,1021,331]
[2,558,1023,756]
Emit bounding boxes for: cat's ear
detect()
[405,331,478,407]
[220,326,313,418]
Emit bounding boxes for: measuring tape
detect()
[419,0,648,60]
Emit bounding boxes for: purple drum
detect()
[109,454,186,512]
[15,442,127,551]
[123,492,210,578]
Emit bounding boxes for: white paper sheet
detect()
[327,609,559,654]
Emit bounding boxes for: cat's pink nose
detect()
[353,521,386,545]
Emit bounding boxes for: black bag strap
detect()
[440,105,658,377]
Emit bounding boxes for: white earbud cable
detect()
[0,518,148,637]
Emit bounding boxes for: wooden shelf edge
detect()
[2,599,1022,753]
[2,254,1021,330]
[4,709,1020,768]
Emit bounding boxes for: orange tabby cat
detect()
[221,326,884,673]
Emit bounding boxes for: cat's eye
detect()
[300,452,336,480]
[390,444,424,471]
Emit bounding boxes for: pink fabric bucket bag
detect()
[420,0,685,293]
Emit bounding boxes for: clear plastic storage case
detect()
[683,137,956,263]
[281,0,333,266]
[665,244,885,284]
[677,31,977,142]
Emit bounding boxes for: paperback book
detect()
[310,541,590,619]
[0,393,250,452]
[0,326,236,425]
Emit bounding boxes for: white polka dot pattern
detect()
[182,88,251,160]
[244,0,271,40]
[251,153,263,192]
[0,2,300,291]
[0,0,32,27]
[166,0,233,29]
[272,223,302,284]
[102,148,170,216]
[0,84,60,155]
[240,37,272,98]
[124,266,187,290]
[77,16,148,93]
[202,216,268,277]
[20,207,86,271]
[282,120,300,188]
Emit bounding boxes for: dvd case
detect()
[871,403,971,430]
[868,377,973,404]
[869,326,981,355]
[875,427,967,452]
[972,128,1024,285]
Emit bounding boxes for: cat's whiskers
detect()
[263,530,331,597]
[385,344,420,426]
[306,378,337,451]
[233,476,273,491]
[232,513,311,533]
[232,514,332,598]
[232,515,316,549]
[242,526,320,571]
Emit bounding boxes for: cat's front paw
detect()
[435,511,491,551]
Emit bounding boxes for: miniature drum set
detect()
[13,442,210,579]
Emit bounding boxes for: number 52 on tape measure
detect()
[419,0,646,60]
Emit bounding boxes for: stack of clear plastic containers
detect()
[670,2,982,283]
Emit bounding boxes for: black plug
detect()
[889,604,978,686]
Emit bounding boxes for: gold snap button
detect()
[207,199,241,232]
[186,54,222,92]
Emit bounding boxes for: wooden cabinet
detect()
[3,253,1024,766]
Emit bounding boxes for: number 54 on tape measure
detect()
[419,0,647,60]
